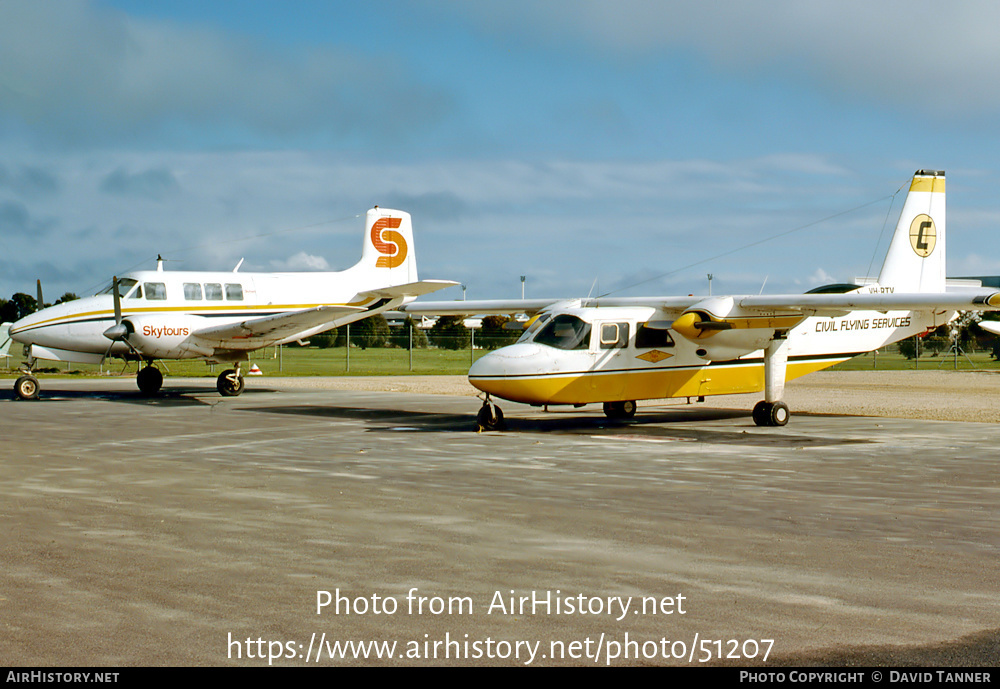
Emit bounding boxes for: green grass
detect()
[830,349,1000,371]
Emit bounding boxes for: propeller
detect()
[36,279,44,309]
[101,276,138,360]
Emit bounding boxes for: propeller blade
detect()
[36,279,44,309]
[113,276,122,325]
[102,277,129,342]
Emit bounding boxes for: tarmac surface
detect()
[2,375,999,666]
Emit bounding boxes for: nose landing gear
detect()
[476,395,505,431]
[14,374,39,400]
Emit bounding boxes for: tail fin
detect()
[877,170,946,292]
[357,207,418,286]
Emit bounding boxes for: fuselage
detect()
[469,303,949,406]
[10,267,407,363]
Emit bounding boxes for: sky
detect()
[2,0,1000,303]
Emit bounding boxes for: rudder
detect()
[359,207,418,286]
[877,170,946,292]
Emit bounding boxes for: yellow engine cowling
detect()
[672,297,803,360]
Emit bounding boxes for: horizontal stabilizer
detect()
[355,279,459,301]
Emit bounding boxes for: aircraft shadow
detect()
[245,403,871,447]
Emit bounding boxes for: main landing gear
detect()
[603,400,637,420]
[476,395,505,431]
[217,364,245,397]
[136,365,163,395]
[753,331,791,427]
[752,400,789,427]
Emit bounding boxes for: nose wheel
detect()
[476,396,505,431]
[14,374,39,400]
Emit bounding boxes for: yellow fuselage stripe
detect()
[471,357,845,405]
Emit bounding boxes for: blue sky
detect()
[2,0,1000,302]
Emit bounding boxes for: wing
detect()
[191,305,366,347]
[400,295,706,316]
[401,291,1000,324]
[734,291,1000,317]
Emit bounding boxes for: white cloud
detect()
[271,252,331,271]
[432,0,1000,116]
[0,0,450,144]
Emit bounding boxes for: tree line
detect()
[0,292,79,323]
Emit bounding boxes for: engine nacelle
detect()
[672,297,801,360]
[124,314,212,359]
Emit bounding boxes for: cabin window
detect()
[534,315,591,351]
[183,283,203,301]
[204,283,223,301]
[636,322,675,348]
[225,284,244,301]
[144,282,167,300]
[599,322,630,349]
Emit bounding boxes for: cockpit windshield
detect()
[96,278,140,299]
[516,313,551,343]
[532,314,592,350]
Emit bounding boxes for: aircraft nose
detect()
[470,343,545,376]
[468,343,555,403]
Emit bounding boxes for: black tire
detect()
[476,402,505,431]
[769,401,789,426]
[604,401,637,420]
[217,369,245,397]
[14,375,39,401]
[752,401,770,426]
[136,366,163,396]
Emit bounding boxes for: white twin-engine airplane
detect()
[402,170,1000,429]
[7,207,455,400]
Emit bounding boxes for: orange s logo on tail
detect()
[370,217,408,268]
